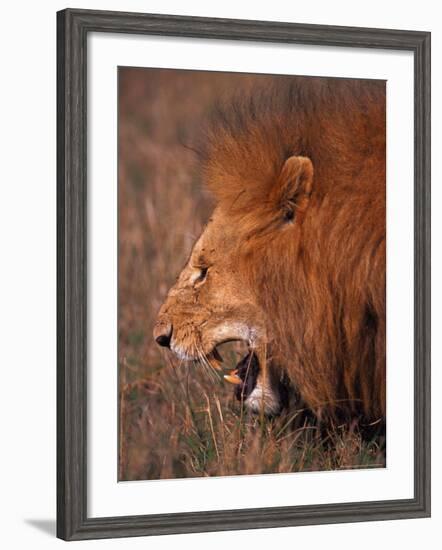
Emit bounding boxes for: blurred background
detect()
[118,68,384,481]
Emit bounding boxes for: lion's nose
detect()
[154,322,172,348]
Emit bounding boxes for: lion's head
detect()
[154,156,313,385]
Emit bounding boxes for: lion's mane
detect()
[202,77,386,422]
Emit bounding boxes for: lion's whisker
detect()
[195,343,219,383]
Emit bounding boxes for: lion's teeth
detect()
[223,374,242,385]
[206,352,223,371]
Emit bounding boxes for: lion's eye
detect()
[196,267,208,283]
[283,208,295,223]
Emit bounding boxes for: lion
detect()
[154,76,386,427]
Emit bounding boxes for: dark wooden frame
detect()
[57,8,431,541]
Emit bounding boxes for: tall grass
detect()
[118,68,385,481]
[119,362,384,481]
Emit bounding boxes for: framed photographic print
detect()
[57,8,431,541]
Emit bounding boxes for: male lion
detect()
[154,77,386,426]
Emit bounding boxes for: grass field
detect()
[118,68,385,481]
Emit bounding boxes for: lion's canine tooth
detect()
[206,352,223,371]
[223,374,242,385]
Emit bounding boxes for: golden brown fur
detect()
[155,76,386,424]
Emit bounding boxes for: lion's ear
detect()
[275,156,314,220]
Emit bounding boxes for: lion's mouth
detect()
[205,340,259,387]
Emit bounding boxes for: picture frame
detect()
[57,7,431,541]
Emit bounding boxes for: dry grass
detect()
[118,68,385,481]
[119,368,385,481]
